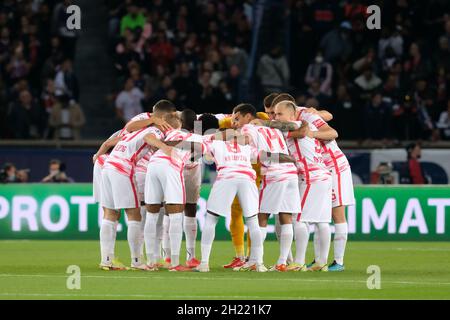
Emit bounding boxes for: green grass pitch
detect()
[0,240,449,300]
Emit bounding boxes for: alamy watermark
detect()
[66,265,81,290]
[66,5,81,30]
[366,265,381,289]
[366,5,381,30]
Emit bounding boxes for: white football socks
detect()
[281,215,294,263]
[294,220,309,265]
[168,213,183,266]
[162,214,171,259]
[316,222,331,265]
[154,209,164,261]
[260,226,267,243]
[333,222,348,265]
[246,215,263,264]
[183,216,197,261]
[278,223,293,265]
[200,213,219,265]
[127,220,143,266]
[139,206,146,256]
[100,219,116,264]
[314,224,320,262]
[144,212,159,264]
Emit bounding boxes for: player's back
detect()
[241,124,297,182]
[206,139,256,181]
[284,121,330,183]
[105,126,164,175]
[150,129,202,170]
[321,139,350,172]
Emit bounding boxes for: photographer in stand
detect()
[371,162,396,184]
[0,163,29,183]
[41,159,74,183]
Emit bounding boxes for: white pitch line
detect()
[0,292,364,300]
[392,248,450,252]
[1,273,450,286]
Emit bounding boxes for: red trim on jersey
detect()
[329,150,343,206]
[118,127,127,137]
[293,138,310,184]
[296,108,304,121]
[230,170,256,180]
[125,128,146,142]
[106,160,130,176]
[129,167,139,208]
[298,184,311,221]
[130,143,148,163]
[313,119,325,129]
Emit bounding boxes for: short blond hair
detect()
[274,100,297,114]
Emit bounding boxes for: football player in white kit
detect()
[100,121,166,271]
[270,94,352,271]
[320,138,355,271]
[94,101,175,270]
[269,101,337,272]
[95,101,175,270]
[195,130,265,272]
[144,113,205,272]
[93,130,127,270]
[179,109,202,268]
[231,103,301,272]
[123,100,177,268]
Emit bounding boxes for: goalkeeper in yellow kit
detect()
[218,95,276,268]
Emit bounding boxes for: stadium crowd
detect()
[108,0,450,144]
[0,0,84,140]
[0,0,449,143]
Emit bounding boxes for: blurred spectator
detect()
[48,95,86,140]
[403,42,432,84]
[354,67,382,103]
[436,98,450,140]
[148,31,175,70]
[220,41,248,77]
[306,80,330,106]
[304,51,333,96]
[257,46,290,95]
[120,3,146,36]
[319,21,353,64]
[54,59,79,101]
[353,48,376,74]
[378,26,403,59]
[115,78,144,123]
[364,92,391,141]
[8,89,45,139]
[434,36,450,74]
[400,142,428,184]
[41,159,74,183]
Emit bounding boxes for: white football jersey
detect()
[296,107,350,173]
[321,140,350,172]
[204,139,257,181]
[104,126,164,176]
[149,129,204,171]
[283,121,330,183]
[241,124,297,182]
